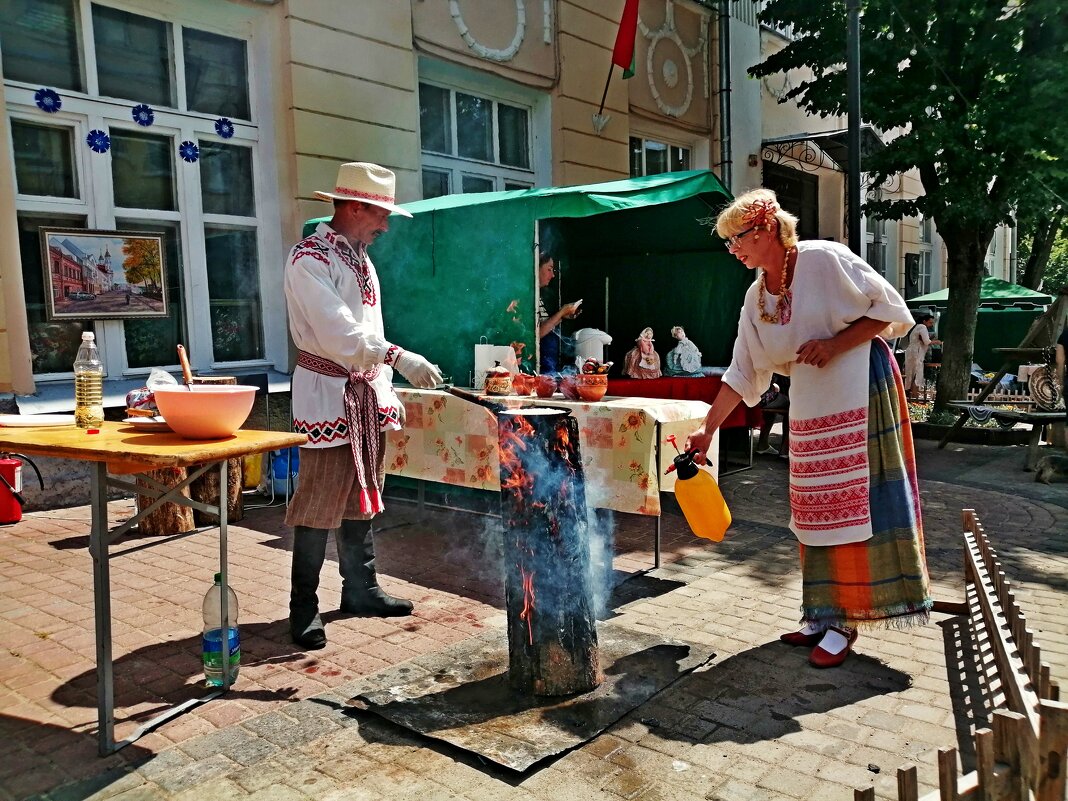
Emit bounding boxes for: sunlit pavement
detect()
[1,436,1065,800]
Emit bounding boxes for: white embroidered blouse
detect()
[723,240,915,545]
[284,223,404,448]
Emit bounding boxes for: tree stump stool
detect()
[136,465,194,535]
[189,376,244,525]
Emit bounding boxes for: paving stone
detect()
[150,754,238,795]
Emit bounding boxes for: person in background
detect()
[1057,323,1067,448]
[755,373,790,455]
[538,250,582,373]
[902,313,941,400]
[283,162,442,651]
[686,188,932,668]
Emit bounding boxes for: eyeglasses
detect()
[725,226,758,251]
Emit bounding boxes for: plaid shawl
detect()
[798,338,932,628]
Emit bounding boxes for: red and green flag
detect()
[612,0,640,79]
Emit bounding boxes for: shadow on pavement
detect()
[637,641,912,746]
[50,621,310,715]
[0,713,151,801]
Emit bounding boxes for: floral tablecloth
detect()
[385,389,715,516]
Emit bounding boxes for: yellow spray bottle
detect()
[665,436,731,541]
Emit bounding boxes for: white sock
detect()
[818,628,852,655]
[799,621,825,636]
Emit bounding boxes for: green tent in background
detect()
[304,170,745,385]
[905,276,1052,309]
[905,277,1053,370]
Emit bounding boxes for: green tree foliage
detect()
[751,0,1068,409]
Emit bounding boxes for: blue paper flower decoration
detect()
[34,88,62,113]
[214,117,235,139]
[86,129,111,154]
[178,140,200,163]
[131,104,155,126]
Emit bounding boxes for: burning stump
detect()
[498,408,602,696]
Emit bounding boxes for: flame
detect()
[513,415,535,439]
[519,565,536,645]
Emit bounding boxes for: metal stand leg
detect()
[654,515,661,570]
[89,463,114,756]
[218,460,231,687]
[88,459,233,754]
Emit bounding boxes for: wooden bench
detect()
[854,509,1068,801]
[989,410,1065,471]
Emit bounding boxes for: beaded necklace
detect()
[756,247,796,324]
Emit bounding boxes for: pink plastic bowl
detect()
[153,385,257,439]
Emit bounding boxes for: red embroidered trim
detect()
[384,345,401,366]
[291,237,331,266]
[332,187,396,203]
[790,478,871,527]
[790,429,866,455]
[790,452,868,476]
[335,241,377,307]
[293,416,349,443]
[790,407,866,434]
[297,350,381,382]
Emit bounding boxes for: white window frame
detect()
[917,214,936,293]
[417,57,549,197]
[629,117,708,178]
[4,0,286,382]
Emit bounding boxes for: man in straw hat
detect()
[283,162,442,650]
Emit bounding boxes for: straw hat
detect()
[314,162,412,218]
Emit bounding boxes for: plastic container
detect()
[202,572,240,686]
[272,447,300,496]
[73,332,104,429]
[669,449,732,541]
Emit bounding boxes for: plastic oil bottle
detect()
[73,332,104,428]
[665,437,731,542]
[202,573,240,687]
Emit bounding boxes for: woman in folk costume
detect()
[902,313,940,400]
[284,162,442,650]
[686,189,932,668]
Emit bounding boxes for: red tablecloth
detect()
[606,376,762,430]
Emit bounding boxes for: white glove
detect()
[394,351,442,389]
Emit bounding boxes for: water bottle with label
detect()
[202,573,240,686]
[73,332,104,428]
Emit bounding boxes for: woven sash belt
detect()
[297,350,384,515]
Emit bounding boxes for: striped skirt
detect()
[284,435,386,530]
[798,339,932,628]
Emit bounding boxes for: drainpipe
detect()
[718,0,732,191]
[1008,217,1018,284]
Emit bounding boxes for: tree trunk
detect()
[189,376,244,525]
[497,408,602,696]
[1018,213,1064,290]
[934,231,990,413]
[136,467,195,535]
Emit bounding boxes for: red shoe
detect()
[779,628,824,647]
[809,627,858,668]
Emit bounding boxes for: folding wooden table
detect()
[0,421,306,755]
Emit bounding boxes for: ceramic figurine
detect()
[666,325,704,376]
[623,327,661,379]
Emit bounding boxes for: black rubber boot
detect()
[337,519,414,617]
[290,526,328,649]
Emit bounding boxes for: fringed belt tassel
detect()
[297,350,384,515]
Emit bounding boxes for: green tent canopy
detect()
[906,276,1052,309]
[304,170,745,385]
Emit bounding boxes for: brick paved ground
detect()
[1,436,1065,801]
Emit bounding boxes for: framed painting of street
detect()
[39,228,169,320]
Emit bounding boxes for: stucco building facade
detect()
[0,0,1010,402]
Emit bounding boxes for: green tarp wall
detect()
[906,277,1052,370]
[304,171,746,384]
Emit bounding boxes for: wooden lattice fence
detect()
[854,509,1068,801]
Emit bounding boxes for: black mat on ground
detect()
[347,623,715,771]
